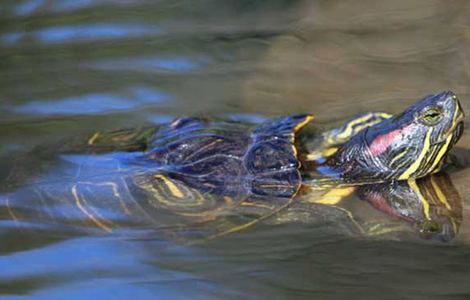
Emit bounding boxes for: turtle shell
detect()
[135,114,314,220]
[0,114,315,241]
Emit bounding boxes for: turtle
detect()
[0,91,465,242]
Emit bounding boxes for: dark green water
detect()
[1,1,470,299]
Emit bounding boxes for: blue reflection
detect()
[0,237,161,278]
[317,166,341,178]
[0,219,83,231]
[91,56,202,73]
[130,86,168,103]
[0,237,220,299]
[14,0,44,16]
[14,87,170,115]
[60,152,141,168]
[139,57,199,71]
[36,24,160,44]
[147,114,176,124]
[2,23,161,45]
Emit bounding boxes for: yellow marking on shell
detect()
[292,115,315,162]
[170,118,183,128]
[408,179,431,220]
[241,201,273,209]
[74,181,132,218]
[97,182,131,215]
[155,174,184,198]
[185,139,223,161]
[399,129,432,180]
[294,115,315,134]
[143,179,166,208]
[428,133,453,174]
[308,187,356,205]
[148,175,209,212]
[87,132,100,145]
[71,184,112,232]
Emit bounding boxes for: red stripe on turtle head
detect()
[369,125,411,156]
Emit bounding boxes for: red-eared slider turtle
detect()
[0,91,465,242]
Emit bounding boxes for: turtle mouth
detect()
[432,121,464,146]
[451,121,464,145]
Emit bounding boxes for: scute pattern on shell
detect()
[140,115,313,214]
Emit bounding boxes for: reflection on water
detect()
[13,86,169,115]
[356,174,463,242]
[3,23,162,45]
[1,0,470,299]
[88,56,203,73]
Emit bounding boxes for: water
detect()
[1,0,470,299]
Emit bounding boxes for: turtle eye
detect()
[420,107,443,126]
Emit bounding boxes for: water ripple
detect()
[2,23,162,45]
[52,0,94,12]
[14,0,117,16]
[88,56,204,73]
[14,0,45,16]
[13,86,170,115]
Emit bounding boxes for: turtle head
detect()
[330,91,464,182]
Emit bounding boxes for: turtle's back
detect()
[143,115,313,201]
[0,114,314,240]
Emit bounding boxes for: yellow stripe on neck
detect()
[399,129,432,180]
[389,149,408,167]
[428,133,453,174]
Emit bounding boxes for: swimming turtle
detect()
[0,91,465,242]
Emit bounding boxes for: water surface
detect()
[1,1,470,299]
